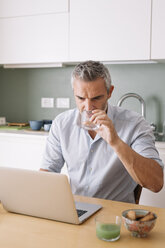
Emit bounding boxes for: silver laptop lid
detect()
[0,167,102,224]
[0,167,80,224]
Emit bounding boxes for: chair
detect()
[134,184,142,204]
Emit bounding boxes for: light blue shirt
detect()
[41,104,164,203]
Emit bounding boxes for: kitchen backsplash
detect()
[0,63,165,132]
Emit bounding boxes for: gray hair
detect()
[71,61,112,92]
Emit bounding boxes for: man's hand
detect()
[91,110,163,193]
[91,109,120,146]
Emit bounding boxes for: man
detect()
[41,61,164,203]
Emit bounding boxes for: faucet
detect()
[117,93,146,118]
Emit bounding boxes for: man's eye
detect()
[77,97,84,100]
[93,97,101,100]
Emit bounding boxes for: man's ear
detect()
[108,85,114,99]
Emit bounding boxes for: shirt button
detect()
[91,149,93,153]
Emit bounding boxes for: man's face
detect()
[73,77,114,112]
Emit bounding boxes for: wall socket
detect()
[0,117,6,125]
[41,98,54,108]
[56,98,70,108]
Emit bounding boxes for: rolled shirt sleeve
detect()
[130,116,164,169]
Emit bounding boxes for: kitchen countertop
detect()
[0,126,49,137]
[155,141,165,149]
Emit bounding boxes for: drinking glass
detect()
[95,215,121,242]
[81,110,100,130]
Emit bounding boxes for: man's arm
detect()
[92,109,164,192]
[40,119,65,173]
[112,138,163,192]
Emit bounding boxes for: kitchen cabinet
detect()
[0,0,68,17]
[0,133,47,170]
[151,0,165,60]
[0,132,68,175]
[1,0,165,65]
[0,0,69,64]
[69,0,151,62]
[0,13,69,64]
[140,142,165,208]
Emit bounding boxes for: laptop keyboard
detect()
[76,209,87,217]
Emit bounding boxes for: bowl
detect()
[44,123,52,132]
[42,119,52,126]
[122,209,157,238]
[29,120,43,131]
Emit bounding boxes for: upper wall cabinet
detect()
[69,0,151,62]
[0,14,69,64]
[151,0,165,60]
[0,0,68,17]
[2,0,165,65]
[0,0,69,64]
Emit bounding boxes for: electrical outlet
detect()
[0,117,6,125]
[56,98,70,108]
[41,98,54,108]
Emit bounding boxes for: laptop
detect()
[0,167,102,224]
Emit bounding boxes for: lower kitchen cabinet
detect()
[0,133,48,170]
[0,132,68,175]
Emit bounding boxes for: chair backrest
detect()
[134,184,142,204]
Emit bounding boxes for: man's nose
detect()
[84,99,93,111]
